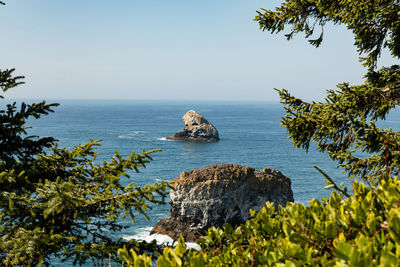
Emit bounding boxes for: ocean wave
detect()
[118,131,149,139]
[118,135,133,139]
[122,227,200,251]
[132,130,148,134]
[156,137,174,141]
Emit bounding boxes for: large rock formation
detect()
[151,164,294,241]
[167,110,219,141]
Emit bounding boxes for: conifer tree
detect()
[254,0,400,180]
[0,68,168,266]
[0,69,169,266]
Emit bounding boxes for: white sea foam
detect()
[156,137,167,141]
[118,135,133,139]
[122,227,201,251]
[118,131,149,139]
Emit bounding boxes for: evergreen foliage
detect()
[120,0,400,266]
[0,68,168,266]
[254,0,400,70]
[253,0,400,181]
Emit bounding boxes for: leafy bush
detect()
[120,174,400,266]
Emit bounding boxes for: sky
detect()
[1,0,397,102]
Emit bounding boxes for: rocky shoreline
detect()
[151,164,294,241]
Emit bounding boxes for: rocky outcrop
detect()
[151,164,294,241]
[167,110,219,141]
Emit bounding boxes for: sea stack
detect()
[167,110,219,141]
[151,164,294,241]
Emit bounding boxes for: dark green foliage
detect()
[276,65,400,179]
[0,68,25,94]
[254,0,400,70]
[0,69,169,266]
[254,0,400,181]
[0,69,59,169]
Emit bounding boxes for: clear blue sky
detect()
[1,0,396,102]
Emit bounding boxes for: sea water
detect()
[20,99,400,264]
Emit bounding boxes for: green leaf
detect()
[333,242,353,261]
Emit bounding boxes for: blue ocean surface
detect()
[15,99,400,265]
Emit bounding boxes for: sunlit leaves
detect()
[121,176,400,266]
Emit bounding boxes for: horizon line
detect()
[3,97,282,104]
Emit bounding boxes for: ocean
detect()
[20,99,394,264]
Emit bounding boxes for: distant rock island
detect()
[167,110,219,141]
[151,164,294,241]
